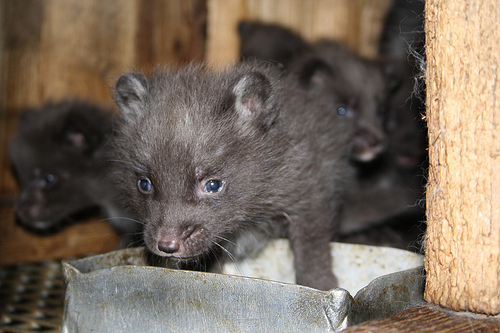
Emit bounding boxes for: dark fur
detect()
[333,0,427,241]
[379,0,425,61]
[307,41,391,162]
[237,19,427,249]
[237,20,391,163]
[379,0,427,172]
[8,101,139,247]
[238,20,311,66]
[112,62,355,290]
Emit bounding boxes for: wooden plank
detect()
[206,0,392,66]
[38,0,138,104]
[1,0,45,197]
[0,206,119,266]
[135,0,206,70]
[342,305,500,333]
[424,0,500,315]
[0,0,207,264]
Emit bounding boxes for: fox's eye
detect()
[204,180,224,193]
[41,174,56,187]
[337,106,354,117]
[138,178,152,194]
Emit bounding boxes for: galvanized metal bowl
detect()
[62,240,424,332]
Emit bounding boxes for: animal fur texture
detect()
[238,20,393,164]
[112,62,355,290]
[238,19,427,244]
[9,101,139,247]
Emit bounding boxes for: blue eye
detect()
[337,106,347,115]
[138,178,152,194]
[204,180,223,193]
[41,174,56,187]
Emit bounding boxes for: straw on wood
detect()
[424,0,500,315]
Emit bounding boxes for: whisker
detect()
[215,235,266,276]
[212,237,254,277]
[211,240,237,264]
[282,211,293,224]
[215,235,238,248]
[210,249,224,273]
[123,232,145,248]
[107,159,136,166]
[101,216,145,226]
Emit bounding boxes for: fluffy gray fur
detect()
[112,62,354,290]
[237,20,392,163]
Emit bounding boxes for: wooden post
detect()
[424,0,500,315]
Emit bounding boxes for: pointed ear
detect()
[65,130,87,150]
[114,72,148,120]
[57,116,95,155]
[232,72,279,129]
[237,20,254,39]
[296,58,335,88]
[59,105,111,156]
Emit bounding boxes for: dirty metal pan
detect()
[62,241,425,332]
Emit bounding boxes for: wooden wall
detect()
[206,0,391,65]
[0,0,391,265]
[0,0,207,265]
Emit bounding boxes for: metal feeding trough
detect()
[62,240,425,332]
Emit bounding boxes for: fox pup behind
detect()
[238,20,392,164]
[9,101,139,247]
[238,20,426,243]
[112,62,354,290]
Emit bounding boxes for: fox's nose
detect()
[158,236,181,254]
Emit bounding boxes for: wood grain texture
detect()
[206,0,392,66]
[135,0,206,71]
[0,206,119,266]
[0,0,207,264]
[342,305,500,333]
[1,0,45,198]
[424,0,500,315]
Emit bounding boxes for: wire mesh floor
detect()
[0,261,64,332]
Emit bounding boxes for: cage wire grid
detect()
[0,261,64,332]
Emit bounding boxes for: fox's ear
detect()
[114,72,149,121]
[58,105,111,156]
[232,71,279,130]
[295,58,335,88]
